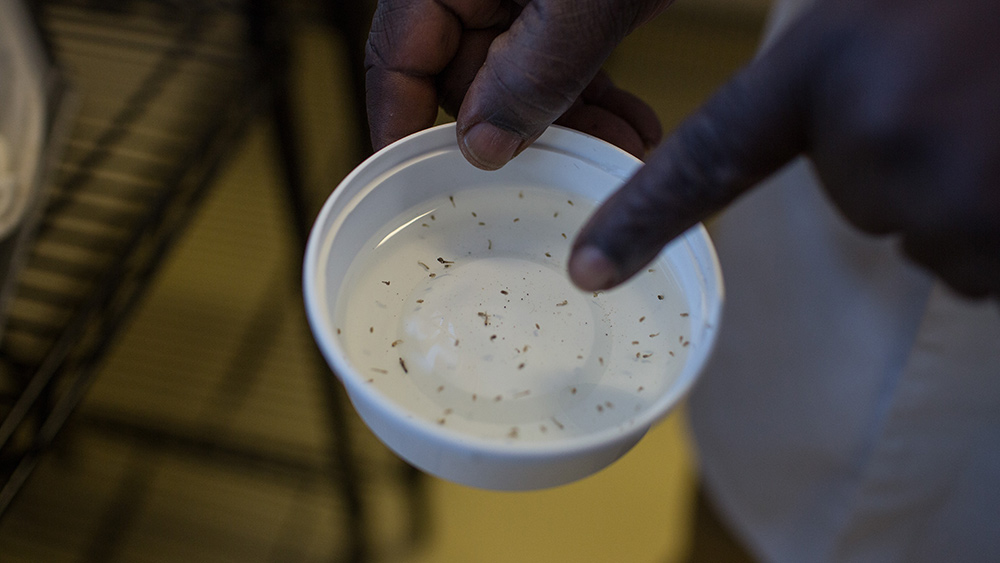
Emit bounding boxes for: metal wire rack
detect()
[0,1,423,561]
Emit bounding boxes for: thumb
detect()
[568,12,819,290]
[456,1,661,170]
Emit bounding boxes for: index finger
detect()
[568,12,819,290]
[365,0,513,150]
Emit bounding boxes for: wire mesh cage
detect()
[0,1,424,561]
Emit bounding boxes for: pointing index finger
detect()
[568,15,817,290]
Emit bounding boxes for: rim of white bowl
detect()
[303,123,724,459]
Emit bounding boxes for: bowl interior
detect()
[305,124,722,456]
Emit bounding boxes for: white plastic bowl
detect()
[304,123,723,490]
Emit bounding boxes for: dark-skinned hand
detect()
[365,0,1000,299]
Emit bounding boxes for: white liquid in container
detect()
[335,186,690,442]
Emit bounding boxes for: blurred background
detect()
[0,0,765,561]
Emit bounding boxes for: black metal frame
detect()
[0,1,423,561]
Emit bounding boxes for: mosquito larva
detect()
[391,340,402,347]
[632,341,640,345]
[416,299,424,303]
[518,363,525,370]
[513,217,520,222]
[639,316,646,322]
[657,295,665,300]
[369,327,374,333]
[490,334,497,341]
[417,261,429,270]
[501,290,509,295]
[437,257,454,264]
[488,239,493,250]
[336,328,341,335]
[449,195,455,207]
[561,233,567,239]
[371,368,388,374]
[399,358,408,373]
[508,427,519,438]
[437,418,446,425]
[551,417,565,430]
[567,199,574,206]
[642,353,652,358]
[519,190,524,198]
[598,357,604,365]
[650,332,660,338]
[556,300,568,307]
[382,280,390,286]
[570,387,577,394]
[545,252,552,257]
[680,312,690,317]
[535,323,540,329]
[429,273,436,278]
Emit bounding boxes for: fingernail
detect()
[569,246,619,291]
[462,122,522,170]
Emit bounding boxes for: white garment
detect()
[686,2,1000,562]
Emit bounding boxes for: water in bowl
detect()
[334,185,690,442]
